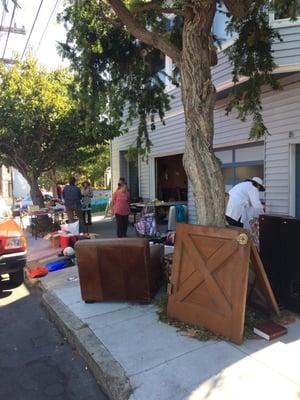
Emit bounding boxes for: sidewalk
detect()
[26,218,300,400]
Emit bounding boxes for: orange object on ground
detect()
[27,266,48,279]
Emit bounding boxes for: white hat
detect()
[251,177,265,190]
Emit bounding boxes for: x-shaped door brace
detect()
[175,233,240,317]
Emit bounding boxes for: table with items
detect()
[130,201,188,224]
[20,206,66,238]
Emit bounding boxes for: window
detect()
[274,0,300,20]
[235,165,264,181]
[222,167,234,181]
[215,144,264,191]
[270,0,300,26]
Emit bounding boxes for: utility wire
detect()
[35,0,60,56]
[21,0,44,59]
[2,1,16,58]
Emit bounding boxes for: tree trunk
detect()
[29,175,45,208]
[180,1,225,227]
[48,169,58,198]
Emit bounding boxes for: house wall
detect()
[111,23,300,222]
[213,24,300,91]
[1,166,13,206]
[264,74,300,215]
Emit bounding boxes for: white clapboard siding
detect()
[188,181,196,224]
[212,51,233,89]
[111,127,138,190]
[139,159,151,201]
[264,76,300,215]
[111,21,300,218]
[112,74,300,220]
[212,24,300,90]
[188,74,300,220]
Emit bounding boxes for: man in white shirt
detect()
[225,177,265,228]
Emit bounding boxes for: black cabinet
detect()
[259,214,300,312]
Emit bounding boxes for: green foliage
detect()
[61,143,110,187]
[272,0,300,20]
[225,1,282,138]
[59,0,299,146]
[125,143,148,163]
[0,56,112,185]
[58,0,180,154]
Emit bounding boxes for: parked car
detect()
[0,206,27,285]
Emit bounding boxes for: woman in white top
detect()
[81,181,93,225]
[225,177,265,228]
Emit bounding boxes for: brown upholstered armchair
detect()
[75,238,164,303]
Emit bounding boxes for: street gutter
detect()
[25,274,133,400]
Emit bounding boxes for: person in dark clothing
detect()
[62,177,84,231]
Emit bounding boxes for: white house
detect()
[12,169,30,199]
[0,166,14,206]
[111,9,300,222]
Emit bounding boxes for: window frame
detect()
[269,0,300,28]
[215,144,264,189]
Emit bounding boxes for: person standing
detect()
[56,182,63,200]
[62,177,84,231]
[81,180,93,225]
[111,181,130,237]
[225,177,265,228]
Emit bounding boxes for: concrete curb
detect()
[41,290,133,400]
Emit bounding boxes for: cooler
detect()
[60,235,78,249]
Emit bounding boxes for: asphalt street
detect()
[0,276,107,400]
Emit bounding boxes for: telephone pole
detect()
[0,22,25,35]
[0,3,26,65]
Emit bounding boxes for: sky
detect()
[0,0,69,69]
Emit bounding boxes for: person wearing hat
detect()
[225,177,265,228]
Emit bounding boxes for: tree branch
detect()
[132,2,183,16]
[223,0,254,19]
[104,0,181,66]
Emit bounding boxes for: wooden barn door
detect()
[167,224,251,343]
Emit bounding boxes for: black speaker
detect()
[259,214,300,313]
[279,218,300,312]
[259,214,284,299]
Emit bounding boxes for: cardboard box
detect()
[50,235,61,249]
[43,231,61,248]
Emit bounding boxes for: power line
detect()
[35,0,60,56]
[21,0,44,59]
[2,2,16,58]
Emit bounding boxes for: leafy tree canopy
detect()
[0,56,113,204]
[41,143,111,189]
[59,0,299,150]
